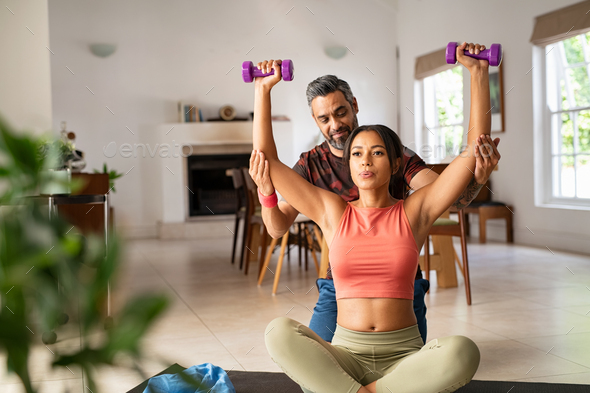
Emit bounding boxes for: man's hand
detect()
[474,135,501,185]
[254,59,283,92]
[249,150,275,196]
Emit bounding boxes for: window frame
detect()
[533,40,590,211]
[414,66,470,164]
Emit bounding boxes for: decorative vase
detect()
[40,167,72,196]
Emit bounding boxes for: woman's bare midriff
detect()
[337,298,417,332]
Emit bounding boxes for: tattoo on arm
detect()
[453,177,484,209]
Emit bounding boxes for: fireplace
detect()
[187,153,251,216]
[140,121,292,232]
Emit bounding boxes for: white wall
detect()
[48,0,399,236]
[0,0,53,133]
[397,0,590,255]
[47,0,590,255]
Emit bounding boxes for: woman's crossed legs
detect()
[264,317,480,393]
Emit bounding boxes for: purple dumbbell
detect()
[446,43,502,67]
[242,59,294,83]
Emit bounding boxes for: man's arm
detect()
[248,145,298,238]
[251,151,310,239]
[409,136,500,208]
[453,177,485,209]
[261,201,299,239]
[410,169,483,210]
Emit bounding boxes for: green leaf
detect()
[0,115,169,393]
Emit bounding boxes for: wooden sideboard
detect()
[57,173,111,235]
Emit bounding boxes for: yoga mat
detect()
[127,364,589,393]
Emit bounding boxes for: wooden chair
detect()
[229,168,248,266]
[420,165,512,244]
[241,168,269,276]
[296,221,321,271]
[258,214,320,295]
[464,202,514,244]
[423,209,472,305]
[457,179,514,244]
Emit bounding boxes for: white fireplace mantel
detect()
[140,121,294,227]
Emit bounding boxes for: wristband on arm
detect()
[258,189,278,208]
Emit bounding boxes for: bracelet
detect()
[258,189,278,208]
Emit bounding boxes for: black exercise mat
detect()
[128,364,187,393]
[128,364,589,393]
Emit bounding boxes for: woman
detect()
[252,42,490,393]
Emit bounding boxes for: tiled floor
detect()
[2,225,590,392]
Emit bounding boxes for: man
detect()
[250,64,501,344]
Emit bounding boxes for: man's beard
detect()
[326,114,359,151]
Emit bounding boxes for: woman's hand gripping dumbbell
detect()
[242,59,294,83]
[446,42,502,67]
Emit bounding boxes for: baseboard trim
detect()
[471,219,590,255]
[157,219,235,240]
[116,224,158,239]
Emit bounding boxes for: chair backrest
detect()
[241,167,256,192]
[438,208,467,223]
[230,167,244,190]
[241,167,261,210]
[230,168,247,211]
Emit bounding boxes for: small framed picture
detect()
[489,62,505,132]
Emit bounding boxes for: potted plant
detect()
[0,117,172,393]
[37,138,76,195]
[94,163,124,193]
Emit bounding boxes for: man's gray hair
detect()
[306,75,355,113]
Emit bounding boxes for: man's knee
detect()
[309,279,337,342]
[414,278,429,299]
[413,278,429,343]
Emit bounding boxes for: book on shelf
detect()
[177,101,184,123]
[177,101,201,123]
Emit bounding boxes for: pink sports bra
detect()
[329,200,419,300]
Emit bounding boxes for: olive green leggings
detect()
[264,317,480,393]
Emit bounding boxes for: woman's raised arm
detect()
[408,42,492,226]
[252,60,345,233]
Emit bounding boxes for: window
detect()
[420,67,466,163]
[540,33,590,206]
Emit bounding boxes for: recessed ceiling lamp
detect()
[89,43,117,58]
[324,46,347,60]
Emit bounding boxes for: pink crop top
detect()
[329,200,419,300]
